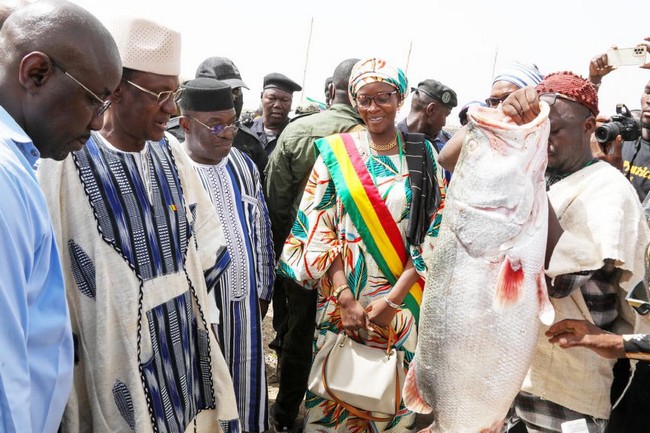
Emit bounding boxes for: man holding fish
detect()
[410,72,649,432]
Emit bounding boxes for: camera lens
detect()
[595,122,622,144]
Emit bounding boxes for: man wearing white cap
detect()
[38,16,241,433]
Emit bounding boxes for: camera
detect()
[595,104,641,144]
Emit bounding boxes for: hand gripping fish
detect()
[404,102,554,433]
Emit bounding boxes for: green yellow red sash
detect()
[315,133,423,323]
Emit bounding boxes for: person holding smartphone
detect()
[587,38,650,202]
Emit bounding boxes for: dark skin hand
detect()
[596,135,624,170]
[327,256,372,336]
[500,86,541,126]
[546,318,625,359]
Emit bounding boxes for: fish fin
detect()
[537,271,555,325]
[494,257,524,307]
[403,359,433,414]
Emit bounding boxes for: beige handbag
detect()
[307,326,406,421]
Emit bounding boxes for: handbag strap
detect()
[320,335,402,421]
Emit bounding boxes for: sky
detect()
[70,0,650,125]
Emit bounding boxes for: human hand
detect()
[589,51,616,83]
[366,298,398,328]
[596,135,624,170]
[338,291,371,335]
[501,86,540,125]
[546,319,625,359]
[640,37,650,70]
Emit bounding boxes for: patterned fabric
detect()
[38,132,241,433]
[74,137,190,281]
[190,147,274,432]
[279,131,445,433]
[112,381,136,431]
[68,240,96,299]
[547,260,620,329]
[348,58,408,107]
[624,334,650,360]
[313,133,426,322]
[492,61,544,88]
[514,391,607,433]
[142,291,215,432]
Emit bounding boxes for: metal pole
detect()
[300,17,314,106]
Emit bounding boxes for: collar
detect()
[0,105,40,168]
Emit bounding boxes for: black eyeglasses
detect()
[51,59,111,117]
[185,116,241,135]
[355,91,397,108]
[485,93,512,108]
[122,78,184,106]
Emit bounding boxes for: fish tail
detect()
[403,359,433,414]
[536,271,555,325]
[494,256,524,307]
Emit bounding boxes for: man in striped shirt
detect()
[178,77,275,433]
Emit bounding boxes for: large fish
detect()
[403,102,554,432]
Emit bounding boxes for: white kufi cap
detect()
[109,16,181,76]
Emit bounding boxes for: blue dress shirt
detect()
[0,106,73,433]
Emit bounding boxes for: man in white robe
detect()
[38,16,240,433]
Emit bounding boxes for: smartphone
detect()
[607,46,647,66]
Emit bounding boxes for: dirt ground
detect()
[262,305,434,433]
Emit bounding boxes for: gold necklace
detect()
[368,134,398,151]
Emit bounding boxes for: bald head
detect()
[0,0,122,159]
[331,58,360,105]
[1,0,119,74]
[0,0,28,29]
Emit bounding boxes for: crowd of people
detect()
[2,1,650,433]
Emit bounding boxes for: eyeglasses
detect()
[485,93,512,108]
[539,92,581,106]
[51,59,111,117]
[539,93,594,118]
[122,78,184,106]
[185,116,241,135]
[355,91,397,108]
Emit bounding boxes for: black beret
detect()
[413,79,458,108]
[195,56,249,90]
[263,72,302,94]
[178,78,234,112]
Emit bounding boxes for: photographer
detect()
[588,39,650,202]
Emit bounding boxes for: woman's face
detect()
[355,81,400,136]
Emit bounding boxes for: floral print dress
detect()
[279,131,445,433]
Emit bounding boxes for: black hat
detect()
[263,72,302,94]
[412,79,458,108]
[178,78,234,112]
[195,57,249,90]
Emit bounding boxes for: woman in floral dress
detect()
[279,58,446,433]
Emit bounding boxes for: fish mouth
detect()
[469,204,517,218]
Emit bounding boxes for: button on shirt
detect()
[0,106,73,433]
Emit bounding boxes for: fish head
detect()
[447,103,550,257]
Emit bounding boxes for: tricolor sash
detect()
[315,133,424,323]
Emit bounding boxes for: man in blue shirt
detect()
[0,1,122,432]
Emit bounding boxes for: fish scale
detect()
[404,103,553,433]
